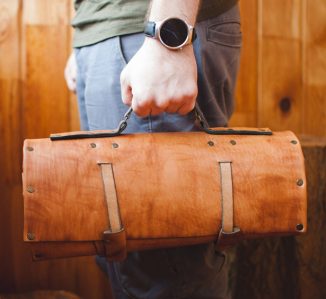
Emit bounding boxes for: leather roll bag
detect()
[22,122,307,261]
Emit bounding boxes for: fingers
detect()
[120,66,197,117]
[120,69,134,108]
[177,96,196,115]
[64,53,77,93]
[65,76,77,93]
[131,97,196,117]
[131,97,152,117]
[121,83,196,117]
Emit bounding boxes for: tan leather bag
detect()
[23,109,307,261]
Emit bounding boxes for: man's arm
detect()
[120,0,200,117]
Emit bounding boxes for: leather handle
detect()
[194,105,272,136]
[50,107,272,141]
[50,107,133,141]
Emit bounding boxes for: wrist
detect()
[143,36,194,56]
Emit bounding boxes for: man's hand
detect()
[120,38,198,117]
[64,52,77,93]
[120,0,200,117]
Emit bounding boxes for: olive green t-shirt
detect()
[72,0,238,47]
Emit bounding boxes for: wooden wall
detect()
[0,0,325,298]
[230,0,326,137]
[0,0,110,298]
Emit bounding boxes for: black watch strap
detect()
[144,21,156,38]
[192,28,197,42]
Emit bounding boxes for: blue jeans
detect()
[75,5,241,299]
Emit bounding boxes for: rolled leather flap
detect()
[23,129,307,260]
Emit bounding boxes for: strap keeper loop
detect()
[102,228,127,261]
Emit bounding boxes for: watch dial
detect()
[160,18,188,48]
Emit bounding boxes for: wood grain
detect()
[18,1,111,298]
[0,0,22,292]
[22,21,70,137]
[0,0,325,298]
[302,0,326,136]
[68,1,80,132]
[230,0,258,127]
[258,0,303,132]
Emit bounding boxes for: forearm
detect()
[148,0,200,25]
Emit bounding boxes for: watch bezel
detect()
[155,18,193,50]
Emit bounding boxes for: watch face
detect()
[159,18,188,48]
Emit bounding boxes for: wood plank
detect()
[16,1,112,298]
[0,0,324,298]
[230,0,258,127]
[68,1,80,132]
[14,255,112,299]
[0,0,22,292]
[302,0,326,136]
[257,0,303,133]
[22,0,71,138]
[262,0,301,39]
[299,137,326,299]
[24,0,70,25]
[0,290,80,298]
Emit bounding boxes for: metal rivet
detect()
[90,143,96,148]
[207,141,214,147]
[230,140,237,145]
[112,143,119,149]
[291,140,298,145]
[26,146,34,152]
[27,186,35,193]
[296,179,304,187]
[296,224,304,231]
[27,232,35,240]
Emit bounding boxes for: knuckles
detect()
[122,79,198,117]
[132,87,197,116]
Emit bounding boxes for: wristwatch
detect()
[144,17,196,50]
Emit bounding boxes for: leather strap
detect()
[100,163,126,261]
[194,105,272,136]
[217,162,240,247]
[220,162,234,233]
[144,21,156,38]
[50,106,271,141]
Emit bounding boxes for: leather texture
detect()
[22,129,307,261]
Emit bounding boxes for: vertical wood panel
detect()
[14,1,111,298]
[20,1,110,298]
[0,0,110,296]
[22,0,71,138]
[230,0,258,127]
[68,1,80,132]
[258,0,303,133]
[0,0,325,298]
[303,0,326,136]
[0,0,22,291]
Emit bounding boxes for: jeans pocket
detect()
[207,20,242,48]
[119,33,145,65]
